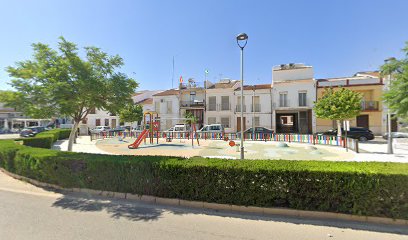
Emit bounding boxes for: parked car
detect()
[19,126,46,137]
[90,126,111,134]
[244,127,274,135]
[318,127,374,141]
[198,124,224,133]
[383,132,408,139]
[109,126,129,133]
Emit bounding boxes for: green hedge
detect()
[0,141,407,220]
[22,128,72,149]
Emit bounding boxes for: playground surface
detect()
[94,137,355,161]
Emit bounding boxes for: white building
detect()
[205,79,240,133]
[131,90,163,128]
[80,108,120,134]
[234,84,273,131]
[272,63,316,134]
[152,89,180,131]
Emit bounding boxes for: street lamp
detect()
[384,57,396,154]
[236,33,248,160]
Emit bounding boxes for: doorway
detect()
[276,113,298,133]
[356,115,369,129]
[236,117,246,132]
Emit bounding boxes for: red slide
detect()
[128,129,149,149]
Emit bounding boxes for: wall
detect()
[152,95,180,130]
[205,87,237,133]
[85,109,120,129]
[272,67,314,82]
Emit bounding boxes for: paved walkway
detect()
[52,136,111,154]
[1,170,407,240]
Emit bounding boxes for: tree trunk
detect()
[67,121,80,152]
[336,120,342,137]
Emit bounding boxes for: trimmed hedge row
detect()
[21,128,72,149]
[0,140,407,220]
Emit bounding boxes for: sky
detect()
[0,0,408,91]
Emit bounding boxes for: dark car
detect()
[109,126,129,133]
[318,127,374,141]
[19,126,46,137]
[244,127,274,134]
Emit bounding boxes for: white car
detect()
[90,126,111,134]
[198,124,224,133]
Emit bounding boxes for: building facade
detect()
[234,84,273,131]
[316,71,386,135]
[152,89,180,131]
[205,79,240,133]
[272,63,316,134]
[179,79,206,129]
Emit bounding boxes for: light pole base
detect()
[387,137,393,154]
[240,147,244,159]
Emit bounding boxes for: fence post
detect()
[355,139,359,153]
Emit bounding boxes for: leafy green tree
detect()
[119,104,143,125]
[184,111,197,125]
[5,37,138,151]
[381,42,408,118]
[314,88,362,136]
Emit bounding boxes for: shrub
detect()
[22,136,54,149]
[0,142,407,220]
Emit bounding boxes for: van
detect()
[198,124,224,133]
[173,124,190,132]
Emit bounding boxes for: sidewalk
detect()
[52,136,112,154]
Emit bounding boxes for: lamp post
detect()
[384,57,396,154]
[236,33,248,160]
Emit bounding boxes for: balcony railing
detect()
[180,100,205,108]
[361,101,379,111]
[208,104,217,111]
[251,104,261,112]
[236,105,247,112]
[220,103,231,111]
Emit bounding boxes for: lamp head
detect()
[236,33,248,49]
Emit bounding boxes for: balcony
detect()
[361,101,379,111]
[235,105,247,112]
[180,100,205,108]
[251,104,261,112]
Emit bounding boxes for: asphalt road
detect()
[0,171,407,240]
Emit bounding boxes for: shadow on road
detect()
[50,191,408,236]
[52,193,164,222]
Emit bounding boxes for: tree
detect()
[5,37,138,151]
[119,104,143,125]
[381,42,408,119]
[314,88,362,136]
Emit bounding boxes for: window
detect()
[208,97,216,111]
[298,91,307,107]
[82,118,87,124]
[221,96,230,110]
[221,117,230,128]
[95,119,101,126]
[237,96,245,112]
[208,117,216,125]
[104,119,109,126]
[254,117,260,127]
[166,101,172,113]
[279,92,288,107]
[252,96,260,112]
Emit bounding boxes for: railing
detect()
[220,103,230,111]
[207,104,217,111]
[361,101,379,111]
[180,100,205,108]
[251,104,261,112]
[235,105,246,112]
[90,131,359,153]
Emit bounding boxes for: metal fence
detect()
[91,131,359,153]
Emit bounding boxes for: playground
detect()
[93,111,354,160]
[95,137,354,160]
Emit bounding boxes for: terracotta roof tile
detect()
[153,89,179,96]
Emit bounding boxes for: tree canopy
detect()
[314,88,362,121]
[5,37,138,150]
[119,104,143,124]
[381,42,408,119]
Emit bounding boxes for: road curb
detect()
[1,168,407,226]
